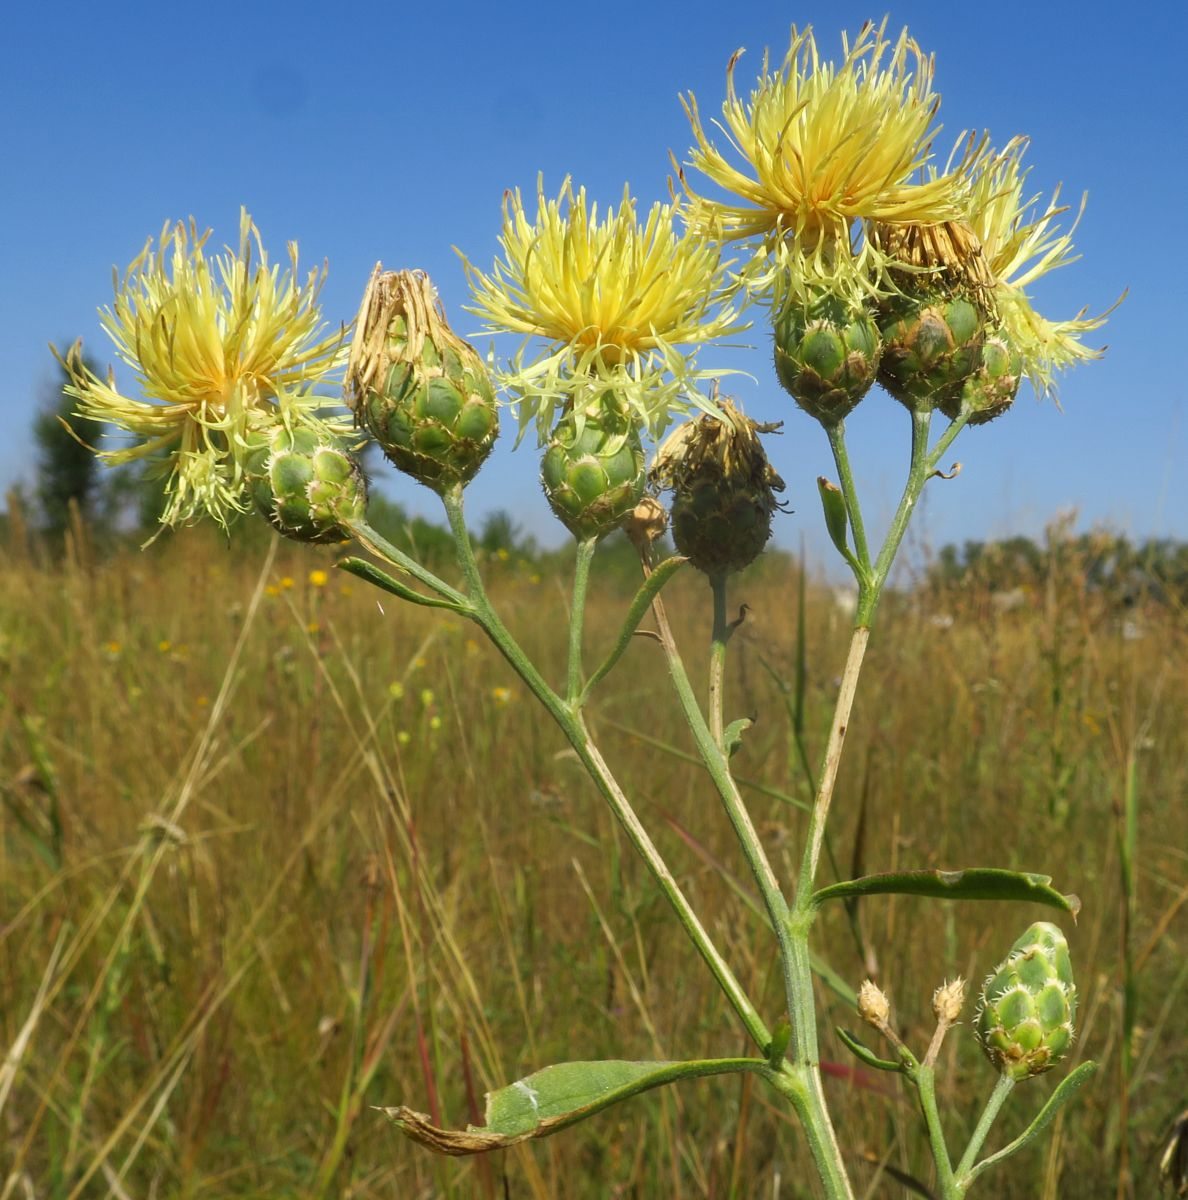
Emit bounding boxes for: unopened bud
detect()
[858,979,891,1029]
[932,977,967,1026]
[624,496,668,557]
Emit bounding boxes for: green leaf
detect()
[723,717,752,757]
[812,869,1080,918]
[381,1057,767,1155]
[766,1020,792,1067]
[581,556,687,699]
[337,558,472,615]
[963,1062,1097,1186]
[817,476,850,559]
[836,1027,903,1073]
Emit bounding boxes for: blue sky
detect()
[3,1,1183,563]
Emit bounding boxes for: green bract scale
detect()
[874,221,993,412]
[940,326,1023,426]
[651,399,784,577]
[975,922,1077,1081]
[540,400,646,541]
[245,419,367,544]
[773,294,881,425]
[346,267,498,493]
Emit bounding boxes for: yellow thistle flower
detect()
[681,20,962,305]
[463,177,745,441]
[60,209,347,528]
[958,137,1117,397]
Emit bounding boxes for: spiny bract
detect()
[652,399,784,577]
[540,400,646,541]
[245,420,367,544]
[773,295,882,425]
[975,921,1077,1081]
[346,268,498,493]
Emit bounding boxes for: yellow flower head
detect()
[958,136,1117,397]
[463,177,745,441]
[60,209,348,528]
[681,20,962,304]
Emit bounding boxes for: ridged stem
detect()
[708,573,730,748]
[648,563,854,1198]
[567,537,598,707]
[436,486,770,1053]
[913,1063,961,1199]
[826,419,872,574]
[955,1074,1015,1187]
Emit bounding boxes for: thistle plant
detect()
[63,21,1117,1197]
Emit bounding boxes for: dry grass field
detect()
[2,519,1185,1198]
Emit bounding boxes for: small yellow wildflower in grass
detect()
[681,20,962,306]
[957,136,1117,397]
[59,209,347,528]
[464,178,745,440]
[429,715,442,732]
[157,639,172,653]
[388,681,405,701]
[420,688,435,708]
[280,576,295,590]
[491,686,512,706]
[264,584,281,597]
[396,730,411,746]
[306,621,320,635]
[308,569,329,588]
[103,640,122,658]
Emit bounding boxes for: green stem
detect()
[826,420,872,574]
[648,574,793,982]
[709,573,730,748]
[913,1064,960,1199]
[567,538,598,707]
[769,1009,856,1200]
[649,572,856,1197]
[955,1073,1016,1187]
[347,518,469,608]
[437,486,770,1053]
[794,626,870,910]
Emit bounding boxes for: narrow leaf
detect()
[836,1027,903,1074]
[338,558,472,614]
[582,555,687,697]
[963,1062,1097,1186]
[813,869,1080,918]
[381,1057,766,1156]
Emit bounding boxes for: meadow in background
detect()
[2,507,1184,1198]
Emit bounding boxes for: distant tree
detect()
[478,509,538,559]
[33,349,102,540]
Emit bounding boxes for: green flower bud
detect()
[877,291,985,412]
[976,922,1077,1080]
[346,268,498,492]
[939,326,1023,426]
[873,220,994,412]
[540,399,645,541]
[773,294,881,425]
[245,419,367,544]
[651,399,784,577]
